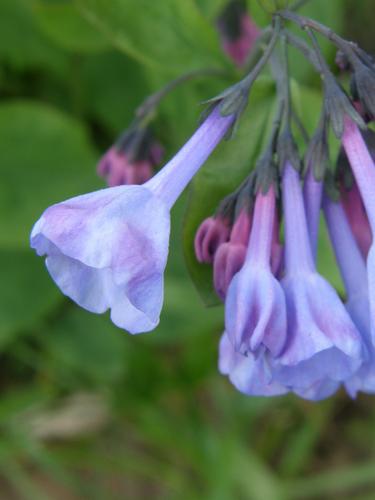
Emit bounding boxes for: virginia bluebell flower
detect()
[274,163,363,399]
[31,108,234,334]
[225,184,288,358]
[342,117,375,345]
[323,195,375,397]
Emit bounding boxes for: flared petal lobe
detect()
[218,333,288,396]
[31,185,170,333]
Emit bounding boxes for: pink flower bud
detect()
[221,14,260,67]
[340,181,372,258]
[97,128,164,187]
[213,242,247,300]
[194,216,231,263]
[217,1,260,67]
[230,208,252,245]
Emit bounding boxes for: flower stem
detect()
[136,67,229,121]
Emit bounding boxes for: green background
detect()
[0,0,375,498]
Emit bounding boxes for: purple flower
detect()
[342,117,375,345]
[225,185,288,358]
[194,215,231,264]
[275,163,363,397]
[218,332,288,396]
[97,128,163,187]
[323,195,375,397]
[31,107,234,334]
[213,208,251,300]
[217,0,260,67]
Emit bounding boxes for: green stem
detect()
[279,33,292,126]
[136,67,229,120]
[283,29,321,72]
[242,16,282,91]
[278,10,356,56]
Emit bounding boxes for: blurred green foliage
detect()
[0,0,375,498]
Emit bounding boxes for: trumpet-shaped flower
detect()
[225,185,288,358]
[275,164,363,396]
[342,117,375,346]
[31,108,234,334]
[323,195,375,397]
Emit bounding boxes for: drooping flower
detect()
[97,127,163,187]
[273,164,363,399]
[225,184,288,358]
[323,195,375,397]
[342,117,375,345]
[31,107,234,334]
[216,0,260,67]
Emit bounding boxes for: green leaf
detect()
[44,308,126,385]
[183,78,276,306]
[81,51,151,133]
[0,250,61,348]
[33,0,110,53]
[0,100,99,248]
[0,0,67,74]
[194,0,226,21]
[75,0,226,75]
